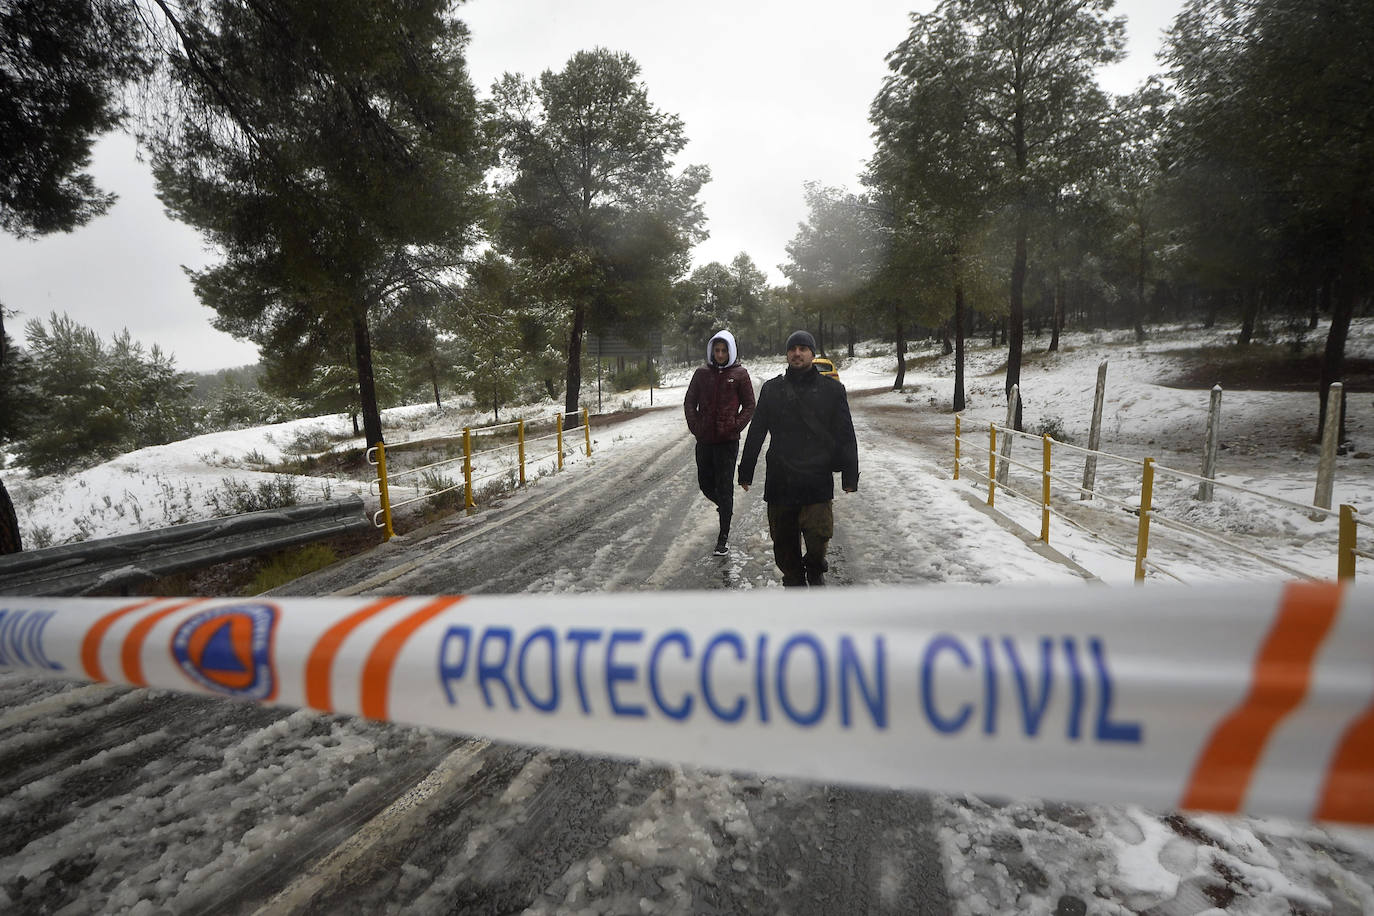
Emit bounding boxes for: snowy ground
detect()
[10,319,1374,584]
[2,321,1373,913]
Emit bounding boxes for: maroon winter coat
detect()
[684,331,756,444]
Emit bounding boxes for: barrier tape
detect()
[1,583,1371,825]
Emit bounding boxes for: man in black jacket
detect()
[738,330,859,586]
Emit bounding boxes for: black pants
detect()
[695,440,738,532]
[767,502,833,586]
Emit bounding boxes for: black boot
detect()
[804,556,828,586]
[714,512,731,556]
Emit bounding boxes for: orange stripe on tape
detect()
[121,599,207,687]
[1181,581,1343,814]
[80,599,165,682]
[1315,694,1374,824]
[360,596,464,720]
[304,595,409,713]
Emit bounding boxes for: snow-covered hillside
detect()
[2,321,1373,914]
[10,319,1374,584]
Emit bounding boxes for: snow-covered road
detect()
[2,391,1371,914]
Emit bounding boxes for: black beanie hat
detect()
[785,330,816,353]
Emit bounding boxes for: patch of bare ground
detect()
[135,525,385,598]
[1158,346,1374,391]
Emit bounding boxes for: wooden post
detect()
[1339,504,1356,580]
[517,419,526,487]
[583,406,592,455]
[1135,458,1155,584]
[987,424,997,507]
[373,442,395,541]
[997,384,1018,485]
[463,427,475,511]
[557,413,565,471]
[1041,435,1051,542]
[1081,360,1107,499]
[954,414,961,480]
[1197,385,1223,501]
[1314,382,1343,512]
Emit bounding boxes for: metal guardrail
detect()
[0,496,371,596]
[369,408,592,538]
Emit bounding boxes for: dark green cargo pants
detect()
[766,501,833,587]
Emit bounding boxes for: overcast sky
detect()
[0,0,1181,373]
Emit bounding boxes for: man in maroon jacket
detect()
[684,329,756,555]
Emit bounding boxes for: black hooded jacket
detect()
[737,365,859,505]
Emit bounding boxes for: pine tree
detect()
[490,48,707,424]
[150,0,488,449]
[17,314,198,474]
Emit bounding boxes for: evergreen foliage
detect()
[149,0,489,449]
[0,0,155,551]
[0,311,37,452]
[677,253,769,358]
[0,0,152,238]
[1165,0,1374,438]
[783,183,885,358]
[453,252,563,420]
[372,287,461,409]
[205,378,295,430]
[490,48,708,422]
[16,313,200,475]
[862,0,1124,424]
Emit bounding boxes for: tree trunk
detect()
[1049,192,1063,352]
[1049,265,1064,352]
[0,479,20,554]
[565,304,585,426]
[353,310,384,447]
[893,315,906,391]
[431,359,442,408]
[847,324,856,358]
[1007,93,1028,432]
[941,320,953,356]
[1008,222,1027,432]
[954,281,967,413]
[1238,288,1260,345]
[1318,192,1367,442]
[1134,223,1147,343]
[0,314,18,553]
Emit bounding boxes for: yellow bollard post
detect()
[463,427,475,511]
[1041,435,1051,542]
[556,413,565,471]
[1135,457,1155,584]
[583,407,592,456]
[518,419,526,487]
[954,414,961,480]
[987,424,997,507]
[374,441,395,541]
[1339,504,1357,580]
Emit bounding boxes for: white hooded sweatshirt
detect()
[706,329,739,367]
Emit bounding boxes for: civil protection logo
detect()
[171,603,278,701]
